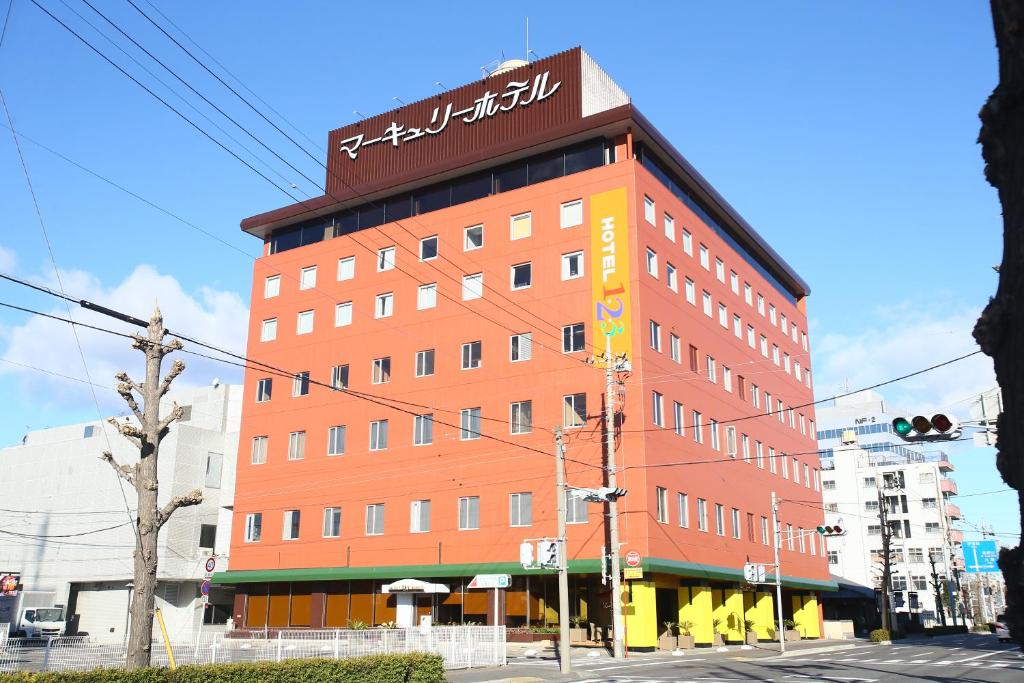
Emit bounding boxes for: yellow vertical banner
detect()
[590,187,633,367]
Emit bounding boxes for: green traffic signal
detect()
[892,417,913,436]
[816,526,827,535]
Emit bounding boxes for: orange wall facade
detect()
[228,151,829,586]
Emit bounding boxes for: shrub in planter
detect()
[678,620,695,649]
[659,621,678,650]
[870,628,892,643]
[783,618,801,642]
[569,616,588,642]
[712,618,725,646]
[744,618,759,645]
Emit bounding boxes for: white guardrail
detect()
[0,626,506,673]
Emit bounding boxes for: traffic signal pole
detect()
[554,427,571,674]
[605,332,625,658]
[771,492,786,653]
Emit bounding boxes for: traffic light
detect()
[537,540,561,569]
[816,524,845,536]
[891,413,960,442]
[573,487,628,502]
[519,541,534,568]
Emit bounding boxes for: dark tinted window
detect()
[451,172,491,203]
[494,161,528,193]
[528,149,564,184]
[271,225,301,253]
[300,221,326,246]
[359,204,384,229]
[385,195,412,222]
[565,139,605,174]
[199,524,216,549]
[333,211,358,236]
[414,184,451,214]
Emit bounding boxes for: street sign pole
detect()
[554,426,571,674]
[771,491,785,654]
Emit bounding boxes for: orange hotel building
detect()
[214,48,833,648]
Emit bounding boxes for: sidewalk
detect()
[448,638,869,683]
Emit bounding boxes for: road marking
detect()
[907,659,928,664]
[588,660,681,671]
[881,659,904,663]
[989,663,1009,668]
[959,649,1005,662]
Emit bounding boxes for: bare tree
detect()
[975,0,1024,647]
[101,306,202,669]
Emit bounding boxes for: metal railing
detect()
[0,625,505,673]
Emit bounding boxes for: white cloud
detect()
[811,302,996,419]
[0,244,16,272]
[0,265,248,415]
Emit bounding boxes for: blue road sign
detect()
[962,540,999,573]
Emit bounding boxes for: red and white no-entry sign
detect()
[625,551,642,568]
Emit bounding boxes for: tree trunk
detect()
[976,0,1024,647]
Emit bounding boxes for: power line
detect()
[0,520,132,539]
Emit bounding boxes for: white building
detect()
[0,382,241,642]
[817,390,964,631]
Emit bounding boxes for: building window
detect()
[459,496,480,530]
[646,248,658,277]
[335,302,353,327]
[761,516,770,545]
[462,341,482,369]
[462,273,483,300]
[288,431,306,460]
[264,275,280,298]
[296,309,314,335]
[804,463,811,488]
[827,550,839,565]
[561,199,583,228]
[769,447,777,473]
[327,425,346,456]
[673,401,684,436]
[693,410,703,443]
[733,314,742,339]
[244,513,262,542]
[420,235,438,261]
[685,277,695,304]
[261,318,277,342]
[656,487,668,523]
[746,324,755,348]
[199,524,216,549]
[331,364,349,390]
[650,320,661,351]
[283,510,301,540]
[769,304,777,325]
[697,498,708,532]
[299,266,317,290]
[780,313,788,334]
[460,407,481,440]
[643,195,655,224]
[755,441,764,468]
[561,251,584,280]
[292,371,310,397]
[509,332,532,362]
[562,323,585,353]
[365,504,384,535]
[726,425,737,457]
[678,492,689,527]
[510,212,532,240]
[798,529,806,553]
[715,258,725,282]
[511,400,532,434]
[706,355,716,382]
[337,256,355,281]
[377,246,395,271]
[682,228,693,255]
[511,262,532,290]
[772,344,780,366]
[666,263,677,291]
[760,335,769,357]
[83,425,95,438]
[256,378,272,403]
[732,507,741,539]
[744,282,752,305]
[415,349,435,377]
[710,419,720,450]
[741,434,750,461]
[670,334,680,363]
[751,384,760,408]
[417,283,437,310]
[652,391,664,427]
[372,357,391,384]
[323,507,341,538]
[729,270,739,294]
[663,213,675,241]
[564,393,587,428]
[410,500,430,533]
[250,436,267,465]
[375,292,394,318]
[723,367,732,392]
[757,293,765,315]
[689,344,699,372]
[464,224,483,250]
[510,492,533,527]
[413,414,434,446]
[566,490,588,524]
[370,420,389,451]
[702,291,712,317]
[699,244,709,270]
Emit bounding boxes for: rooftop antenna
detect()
[393,96,406,105]
[353,109,366,119]
[435,81,447,90]
[526,16,529,62]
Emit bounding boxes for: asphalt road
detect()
[450,633,1023,682]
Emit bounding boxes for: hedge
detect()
[869,628,891,643]
[0,654,445,683]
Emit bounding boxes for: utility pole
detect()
[929,552,947,626]
[877,483,893,634]
[770,492,786,653]
[604,333,625,658]
[554,427,571,674]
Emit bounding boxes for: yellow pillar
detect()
[623,580,657,648]
[689,586,714,645]
[711,589,727,641]
[723,589,744,641]
[791,595,804,638]
[677,586,692,634]
[802,595,820,638]
[756,591,774,639]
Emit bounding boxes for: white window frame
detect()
[244,512,262,542]
[685,278,696,305]
[511,400,532,435]
[369,419,389,451]
[678,492,689,527]
[417,283,437,310]
[464,224,484,250]
[337,256,355,281]
[643,195,656,224]
[646,248,658,277]
[296,309,314,335]
[682,229,693,255]
[323,507,341,538]
[250,436,267,465]
[510,262,532,290]
[560,199,583,228]
[419,235,438,261]
[335,302,352,327]
[699,244,709,270]
[561,251,584,280]
[377,246,395,272]
[510,332,532,362]
[652,391,664,427]
[327,425,346,456]
[299,266,317,290]
[375,292,394,319]
[666,263,677,291]
[510,211,532,240]
[462,273,484,300]
[664,213,675,241]
[264,275,280,298]
[261,318,277,342]
[410,500,430,533]
[656,486,669,523]
[282,509,300,540]
[715,258,725,282]
[287,430,306,461]
[458,496,480,530]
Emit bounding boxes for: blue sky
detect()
[0,1,1015,544]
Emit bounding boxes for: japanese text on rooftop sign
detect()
[338,71,561,160]
[590,187,632,367]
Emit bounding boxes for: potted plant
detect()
[744,618,759,645]
[659,621,678,650]
[784,618,801,642]
[569,615,588,643]
[678,620,695,649]
[712,618,725,646]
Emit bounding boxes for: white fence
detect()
[0,626,505,673]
